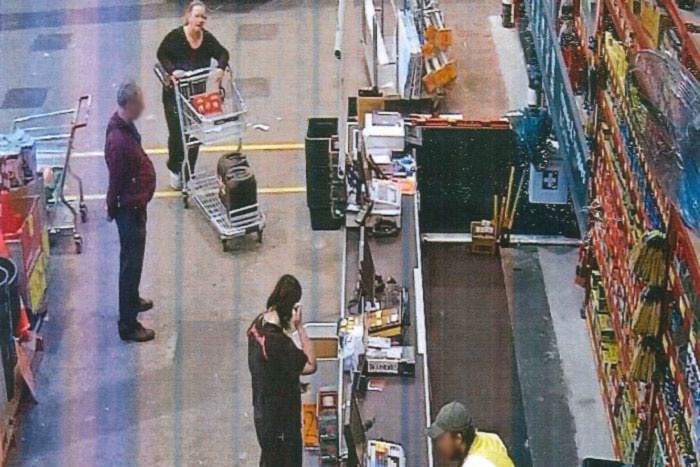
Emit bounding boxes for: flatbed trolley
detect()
[154,65,265,251]
[11,95,92,253]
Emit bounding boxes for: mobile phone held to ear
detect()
[292,304,303,328]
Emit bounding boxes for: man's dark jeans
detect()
[115,205,147,329]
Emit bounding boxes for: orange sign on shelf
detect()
[421,42,437,59]
[424,25,438,44]
[423,71,439,94]
[434,28,453,50]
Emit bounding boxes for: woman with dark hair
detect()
[247,275,317,467]
[156,0,230,190]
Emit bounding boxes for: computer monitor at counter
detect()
[344,394,367,466]
[360,231,376,304]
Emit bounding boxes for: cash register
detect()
[347,123,403,230]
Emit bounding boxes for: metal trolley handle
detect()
[153,63,171,88]
[72,95,92,130]
[153,63,225,87]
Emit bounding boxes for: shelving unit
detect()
[597,0,700,76]
[574,0,700,458]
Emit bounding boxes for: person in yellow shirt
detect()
[427,401,515,467]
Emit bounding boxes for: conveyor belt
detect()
[343,197,429,465]
[422,243,531,466]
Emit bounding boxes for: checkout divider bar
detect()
[422,233,580,246]
[338,226,349,459]
[413,271,426,356]
[414,196,434,467]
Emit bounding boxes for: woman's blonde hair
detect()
[183,1,207,26]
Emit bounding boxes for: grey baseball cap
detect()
[427,401,472,439]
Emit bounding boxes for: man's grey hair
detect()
[117,80,142,108]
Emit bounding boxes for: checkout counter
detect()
[339,196,430,466]
[302,107,432,465]
[302,109,432,466]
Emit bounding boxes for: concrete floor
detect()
[0,0,615,466]
[1,1,343,465]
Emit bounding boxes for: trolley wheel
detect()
[257,230,263,243]
[222,239,238,252]
[80,203,88,223]
[183,194,190,209]
[74,235,83,254]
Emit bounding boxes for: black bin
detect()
[306,118,343,231]
[0,257,19,401]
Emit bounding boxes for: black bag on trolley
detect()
[217,152,258,213]
[217,151,249,175]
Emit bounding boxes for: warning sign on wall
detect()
[529,161,569,205]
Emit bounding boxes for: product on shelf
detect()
[630,336,658,383]
[632,286,665,337]
[575,0,700,461]
[629,231,667,286]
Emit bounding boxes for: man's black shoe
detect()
[119,322,155,342]
[139,298,154,312]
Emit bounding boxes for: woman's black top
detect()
[157,27,229,73]
[247,314,308,440]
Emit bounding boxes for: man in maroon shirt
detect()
[105,81,156,342]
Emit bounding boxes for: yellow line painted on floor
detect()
[73,142,304,158]
[76,186,306,202]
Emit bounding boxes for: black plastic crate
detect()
[310,207,343,231]
[307,117,339,139]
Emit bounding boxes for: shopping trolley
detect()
[10,95,92,253]
[154,65,265,251]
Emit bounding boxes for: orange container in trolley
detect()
[191,92,223,116]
